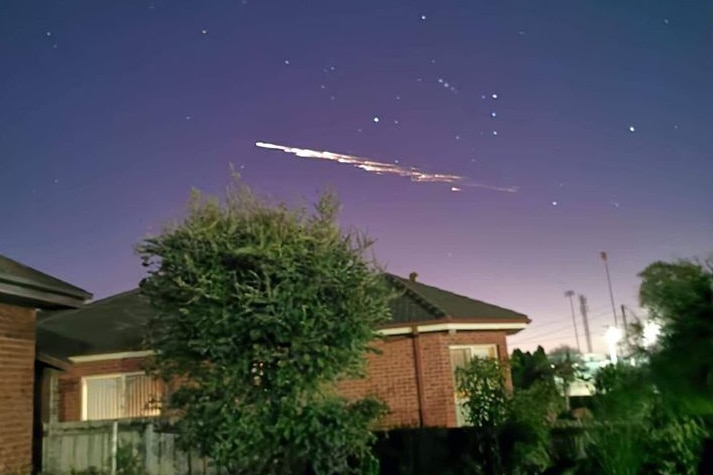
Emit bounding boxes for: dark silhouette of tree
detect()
[638,258,713,415]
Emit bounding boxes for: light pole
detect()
[565,290,581,352]
[600,251,619,327]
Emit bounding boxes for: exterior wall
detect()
[55,331,511,429]
[337,330,510,428]
[0,303,37,475]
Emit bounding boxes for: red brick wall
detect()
[0,303,37,475]
[339,330,509,428]
[57,331,511,429]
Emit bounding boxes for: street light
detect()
[605,326,623,364]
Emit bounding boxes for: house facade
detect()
[0,253,91,475]
[38,273,529,429]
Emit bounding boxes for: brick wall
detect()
[338,330,509,428]
[56,331,511,429]
[0,303,37,475]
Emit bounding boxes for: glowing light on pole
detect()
[605,326,623,364]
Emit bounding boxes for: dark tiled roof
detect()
[37,275,528,358]
[385,273,527,322]
[0,254,91,299]
[38,290,151,356]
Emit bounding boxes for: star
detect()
[395,95,401,100]
[492,130,498,136]
[552,201,558,206]
[45,31,52,37]
[284,59,290,65]
[185,115,192,121]
[420,14,427,21]
[491,93,499,100]
[628,125,636,133]
[490,112,497,118]
[663,18,670,25]
[393,120,399,125]
[372,116,380,123]
[201,29,208,35]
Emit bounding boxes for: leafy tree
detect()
[510,346,555,391]
[637,258,713,415]
[137,177,392,475]
[456,357,559,475]
[587,362,707,475]
[548,345,583,411]
[455,357,508,474]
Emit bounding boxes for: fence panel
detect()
[43,419,216,475]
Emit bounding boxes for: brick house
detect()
[37,272,529,429]
[0,253,91,475]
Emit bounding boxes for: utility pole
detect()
[579,294,593,353]
[620,305,628,336]
[600,251,619,327]
[565,290,581,352]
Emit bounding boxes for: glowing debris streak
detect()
[255,142,518,193]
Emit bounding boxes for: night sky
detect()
[2,1,711,353]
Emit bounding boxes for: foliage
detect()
[547,345,585,411]
[637,258,713,415]
[510,346,555,391]
[456,357,508,430]
[454,357,508,474]
[456,357,560,474]
[136,176,392,474]
[500,381,561,474]
[586,362,708,475]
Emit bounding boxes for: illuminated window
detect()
[81,372,163,421]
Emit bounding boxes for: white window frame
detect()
[449,344,499,427]
[81,371,161,421]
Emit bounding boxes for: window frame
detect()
[80,371,161,421]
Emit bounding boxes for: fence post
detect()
[111,420,119,475]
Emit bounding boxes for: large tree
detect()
[137,178,392,474]
[637,258,713,415]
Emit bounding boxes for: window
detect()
[81,372,163,421]
[449,344,498,427]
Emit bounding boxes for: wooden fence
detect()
[42,419,214,475]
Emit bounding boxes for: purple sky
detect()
[2,0,711,354]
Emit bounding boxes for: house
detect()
[0,253,91,475]
[37,272,530,429]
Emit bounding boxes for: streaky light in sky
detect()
[255,141,519,193]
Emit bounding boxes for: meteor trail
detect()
[255,141,518,193]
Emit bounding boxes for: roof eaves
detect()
[0,272,92,301]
